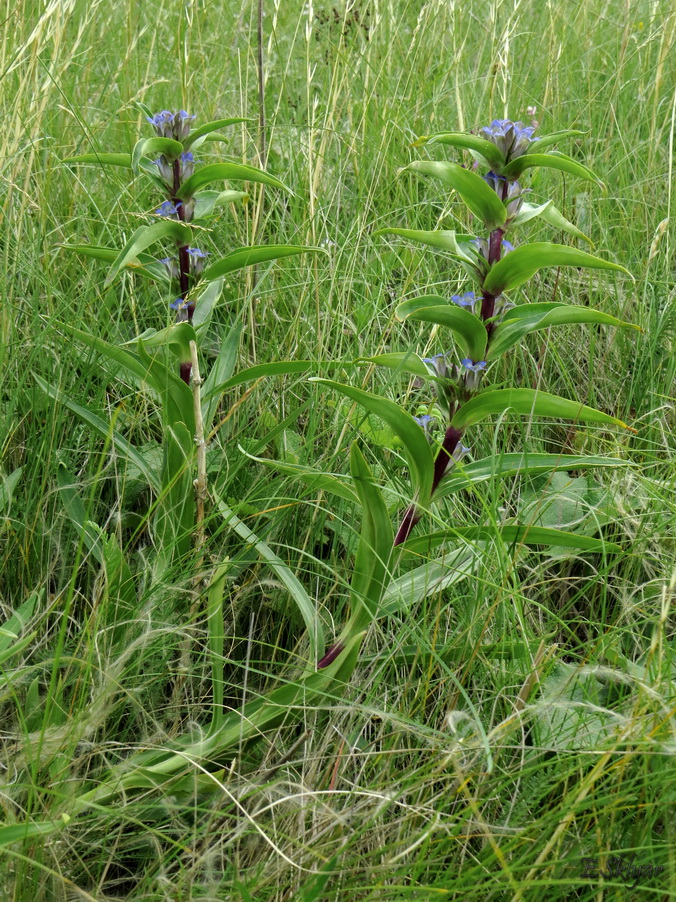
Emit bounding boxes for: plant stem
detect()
[172,158,193,383]
[190,339,207,569]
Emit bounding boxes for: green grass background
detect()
[1,0,675,898]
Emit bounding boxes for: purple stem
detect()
[172,159,193,385]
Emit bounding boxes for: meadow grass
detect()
[1,0,675,898]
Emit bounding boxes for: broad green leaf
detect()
[374,228,476,264]
[183,117,249,149]
[58,244,170,284]
[451,388,631,431]
[396,296,487,361]
[0,592,38,654]
[201,319,242,428]
[503,151,604,189]
[510,200,553,227]
[56,464,105,565]
[203,360,313,401]
[240,446,360,504]
[378,548,479,617]
[0,822,60,847]
[192,277,225,330]
[403,525,622,555]
[433,453,632,500]
[483,242,632,297]
[156,421,194,563]
[135,339,195,435]
[404,160,507,230]
[487,303,638,360]
[412,132,506,170]
[124,322,196,364]
[310,379,434,504]
[63,152,132,168]
[215,494,325,661]
[193,189,249,220]
[0,467,21,516]
[132,136,183,173]
[531,129,585,150]
[105,221,192,286]
[357,352,430,378]
[177,162,292,199]
[202,245,323,282]
[34,376,161,491]
[345,443,393,632]
[538,202,593,245]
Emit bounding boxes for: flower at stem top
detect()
[480,119,536,165]
[451,291,477,311]
[147,109,196,141]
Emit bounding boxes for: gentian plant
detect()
[310,118,637,665]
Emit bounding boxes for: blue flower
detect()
[187,247,209,258]
[422,353,451,379]
[451,291,476,309]
[181,151,194,162]
[155,200,181,217]
[501,239,514,253]
[414,414,432,427]
[480,119,536,163]
[461,359,487,373]
[170,297,188,310]
[147,110,196,141]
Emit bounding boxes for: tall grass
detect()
[1,0,675,898]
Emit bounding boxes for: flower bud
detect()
[480,119,536,166]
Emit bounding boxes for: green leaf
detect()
[156,422,195,563]
[356,352,430,379]
[403,160,507,230]
[483,242,632,297]
[487,303,638,360]
[201,320,242,428]
[310,379,434,504]
[34,376,161,491]
[58,244,170,284]
[192,277,225,330]
[503,151,604,189]
[345,443,393,633]
[373,227,476,263]
[433,452,632,500]
[193,189,249,220]
[202,245,323,283]
[0,592,38,654]
[203,360,313,401]
[63,152,132,168]
[510,200,592,245]
[239,446,360,504]
[132,136,183,173]
[124,322,196,364]
[183,116,249,149]
[531,129,586,150]
[403,525,622,555]
[215,494,325,662]
[396,296,487,361]
[412,132,506,170]
[105,221,192,286]
[378,548,479,617]
[450,388,632,431]
[177,162,292,199]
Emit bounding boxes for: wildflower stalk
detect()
[190,338,207,570]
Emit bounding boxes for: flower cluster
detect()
[480,119,535,164]
[422,352,488,413]
[147,110,196,141]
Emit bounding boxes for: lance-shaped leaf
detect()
[450,388,632,431]
[202,244,323,282]
[193,189,249,220]
[510,200,593,245]
[486,303,638,360]
[412,132,506,170]
[483,242,632,297]
[239,446,360,504]
[131,136,183,173]
[201,360,314,404]
[403,525,622,555]
[63,152,132,168]
[357,352,430,379]
[123,322,196,364]
[396,296,487,361]
[346,443,393,632]
[433,453,632,500]
[403,160,507,231]
[310,379,434,504]
[177,162,292,199]
[503,150,604,189]
[531,129,586,150]
[104,221,192,286]
[58,244,170,284]
[374,227,476,263]
[216,496,325,662]
[183,116,249,150]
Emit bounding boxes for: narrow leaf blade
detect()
[396,296,487,361]
[105,222,192,286]
[202,245,323,282]
[404,160,507,230]
[177,162,292,198]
